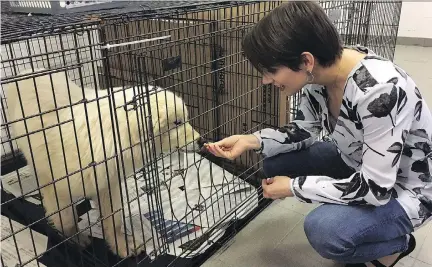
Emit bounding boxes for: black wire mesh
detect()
[1,1,402,267]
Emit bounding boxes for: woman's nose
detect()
[262,75,273,85]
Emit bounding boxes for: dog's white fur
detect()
[5,68,201,257]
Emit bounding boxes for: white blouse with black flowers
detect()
[253,46,432,229]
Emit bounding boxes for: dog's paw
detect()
[71,233,92,248]
[112,234,145,258]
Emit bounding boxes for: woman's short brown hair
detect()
[242,1,343,73]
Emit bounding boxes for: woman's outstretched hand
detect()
[204,134,261,160]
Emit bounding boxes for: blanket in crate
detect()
[1,152,259,260]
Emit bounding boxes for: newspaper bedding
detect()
[1,151,258,259]
[1,215,48,267]
[1,165,43,205]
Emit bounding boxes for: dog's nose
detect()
[197,137,208,148]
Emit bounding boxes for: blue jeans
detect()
[262,141,414,264]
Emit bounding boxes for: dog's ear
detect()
[151,108,166,137]
[148,91,170,138]
[151,116,160,137]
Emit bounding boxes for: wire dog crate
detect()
[7,0,127,15]
[1,1,402,267]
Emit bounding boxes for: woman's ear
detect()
[300,52,315,72]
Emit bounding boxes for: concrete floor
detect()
[201,45,432,267]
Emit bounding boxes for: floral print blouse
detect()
[253,46,432,229]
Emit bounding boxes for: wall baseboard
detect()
[339,34,432,48]
[397,37,432,47]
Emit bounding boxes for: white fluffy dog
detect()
[5,68,201,258]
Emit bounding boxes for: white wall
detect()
[397,2,432,39]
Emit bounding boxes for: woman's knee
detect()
[262,141,351,178]
[304,205,355,261]
[262,157,279,177]
[262,152,303,178]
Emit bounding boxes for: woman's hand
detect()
[262,176,294,199]
[204,134,261,160]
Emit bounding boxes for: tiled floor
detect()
[202,45,432,267]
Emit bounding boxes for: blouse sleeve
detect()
[289,82,414,206]
[252,89,323,158]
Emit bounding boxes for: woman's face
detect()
[262,66,309,96]
[261,53,315,96]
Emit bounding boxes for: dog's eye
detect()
[174,120,182,125]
